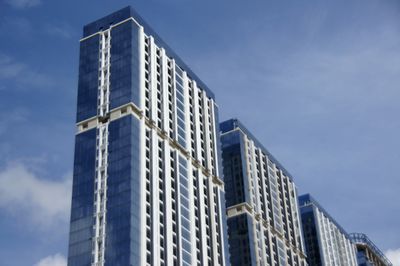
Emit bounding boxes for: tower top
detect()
[83,6,215,100]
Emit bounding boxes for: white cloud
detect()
[386,248,400,266]
[34,253,67,266]
[4,0,41,9]
[0,162,71,228]
[0,54,54,88]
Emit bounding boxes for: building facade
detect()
[67,6,229,266]
[298,194,358,266]
[220,119,307,266]
[350,233,392,266]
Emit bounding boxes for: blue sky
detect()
[0,0,399,265]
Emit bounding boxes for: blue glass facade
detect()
[298,205,321,266]
[109,21,141,110]
[68,129,97,266]
[83,7,134,37]
[221,130,249,207]
[105,116,141,265]
[76,37,100,123]
[77,8,142,122]
[83,6,215,100]
[227,213,255,266]
[68,118,142,266]
[70,7,144,266]
[69,6,230,266]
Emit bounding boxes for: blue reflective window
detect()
[76,37,100,123]
[104,115,141,264]
[109,21,141,110]
[178,155,191,264]
[227,214,255,266]
[175,72,186,148]
[221,131,249,207]
[175,65,183,77]
[68,129,97,265]
[176,91,184,103]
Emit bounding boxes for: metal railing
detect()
[350,233,393,266]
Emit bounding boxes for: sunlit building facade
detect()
[298,194,358,266]
[67,6,229,266]
[220,119,307,266]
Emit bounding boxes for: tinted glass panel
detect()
[105,115,141,265]
[76,36,99,123]
[68,129,97,266]
[109,21,141,110]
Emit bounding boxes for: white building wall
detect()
[314,206,358,266]
[224,127,308,266]
[139,28,227,266]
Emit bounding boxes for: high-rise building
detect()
[220,119,307,266]
[67,6,230,266]
[298,194,358,266]
[350,233,392,266]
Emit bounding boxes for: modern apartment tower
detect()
[68,6,229,266]
[298,194,358,266]
[220,119,307,266]
[350,233,393,266]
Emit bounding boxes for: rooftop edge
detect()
[298,193,352,239]
[220,118,295,182]
[82,6,215,100]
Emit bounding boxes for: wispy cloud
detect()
[1,16,75,40]
[4,0,41,9]
[34,253,67,266]
[0,161,71,228]
[386,248,400,266]
[184,1,400,250]
[0,108,28,136]
[44,23,74,39]
[0,16,32,35]
[0,54,54,89]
